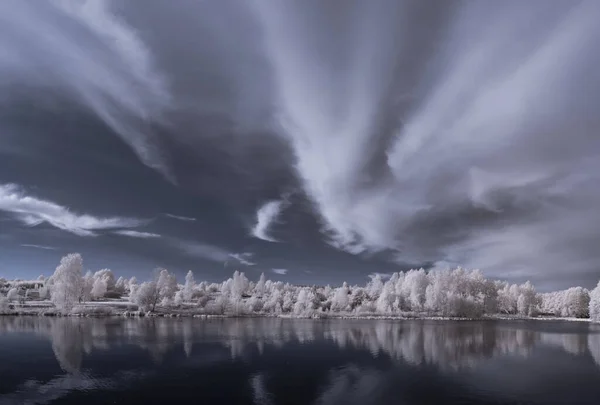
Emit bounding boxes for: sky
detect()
[1,0,600,290]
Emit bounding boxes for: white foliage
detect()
[50,253,83,312]
[7,288,19,302]
[91,277,107,299]
[182,270,195,301]
[590,281,600,323]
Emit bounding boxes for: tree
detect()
[91,278,107,299]
[79,271,94,302]
[130,281,160,312]
[115,277,126,294]
[331,282,350,312]
[129,269,177,311]
[93,269,116,291]
[590,281,600,323]
[51,253,83,312]
[156,268,178,301]
[183,270,195,301]
[7,288,18,302]
[255,273,267,297]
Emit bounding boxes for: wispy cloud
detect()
[272,268,288,275]
[21,244,56,250]
[175,240,231,263]
[368,272,392,281]
[228,252,256,266]
[164,213,197,222]
[251,200,285,242]
[0,184,147,236]
[113,230,161,238]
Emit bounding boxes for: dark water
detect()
[1,318,600,405]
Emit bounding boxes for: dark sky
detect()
[1,0,600,290]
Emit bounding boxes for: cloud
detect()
[164,213,197,222]
[0,184,147,236]
[272,268,288,275]
[113,230,161,238]
[175,240,231,263]
[251,200,284,242]
[21,244,56,250]
[0,0,173,181]
[253,1,600,286]
[368,272,392,281]
[228,252,256,266]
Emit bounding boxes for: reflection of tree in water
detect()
[50,318,87,373]
[1,317,598,373]
[589,326,600,367]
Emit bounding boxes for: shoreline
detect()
[0,308,592,323]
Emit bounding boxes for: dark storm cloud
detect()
[1,0,600,289]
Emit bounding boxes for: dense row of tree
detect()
[2,253,600,321]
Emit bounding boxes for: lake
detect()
[1,317,599,405]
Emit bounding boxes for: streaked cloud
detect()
[272,268,288,275]
[0,184,147,236]
[164,213,197,222]
[20,244,56,250]
[175,240,231,263]
[228,252,256,266]
[251,200,284,242]
[113,230,161,238]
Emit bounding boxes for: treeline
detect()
[1,253,600,321]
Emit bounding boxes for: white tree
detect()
[182,270,195,301]
[231,271,249,298]
[91,277,107,299]
[590,281,600,323]
[130,281,160,312]
[51,253,83,312]
[255,273,267,297]
[77,271,94,303]
[7,288,19,302]
[294,288,315,316]
[331,282,350,312]
[115,277,126,294]
[517,281,539,316]
[93,269,115,291]
[156,268,178,301]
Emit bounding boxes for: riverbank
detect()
[0,303,592,323]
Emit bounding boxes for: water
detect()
[1,317,599,405]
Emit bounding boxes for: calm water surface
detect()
[1,317,600,405]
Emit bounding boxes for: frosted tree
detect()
[367,275,384,300]
[561,287,590,318]
[128,277,138,289]
[7,288,18,302]
[0,296,9,312]
[403,269,429,311]
[174,290,184,306]
[294,288,315,316]
[130,281,160,311]
[590,281,600,323]
[51,253,83,312]
[517,281,539,316]
[78,271,94,302]
[182,270,196,301]
[376,281,394,313]
[231,271,249,298]
[91,277,107,299]
[156,268,178,301]
[331,282,350,312]
[93,269,116,292]
[255,273,267,297]
[114,277,127,294]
